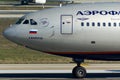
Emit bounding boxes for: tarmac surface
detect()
[0,64,119,80]
[0,6,57,18]
[0,10,36,18]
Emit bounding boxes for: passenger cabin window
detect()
[113,23,117,27]
[103,23,106,27]
[92,22,95,26]
[80,22,120,27]
[108,23,111,27]
[97,22,100,27]
[86,22,89,27]
[81,22,84,26]
[119,23,120,27]
[30,19,37,25]
[23,20,29,24]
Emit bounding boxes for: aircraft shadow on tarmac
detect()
[0,73,120,78]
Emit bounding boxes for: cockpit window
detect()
[16,18,24,24]
[16,18,37,25]
[30,19,37,25]
[23,20,29,24]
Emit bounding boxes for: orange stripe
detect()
[46,51,120,55]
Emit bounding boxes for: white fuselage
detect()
[3,3,120,60]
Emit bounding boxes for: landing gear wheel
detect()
[72,66,86,78]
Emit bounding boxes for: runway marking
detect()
[0,10,36,18]
[0,70,119,74]
[0,14,23,18]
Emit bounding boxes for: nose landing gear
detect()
[72,59,87,78]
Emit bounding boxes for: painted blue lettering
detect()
[76,10,120,15]
[100,11,107,15]
[76,11,84,15]
[84,11,91,15]
[109,11,117,15]
[92,11,99,15]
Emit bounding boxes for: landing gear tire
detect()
[72,66,86,78]
[72,58,86,78]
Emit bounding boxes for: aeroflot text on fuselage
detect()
[76,10,120,15]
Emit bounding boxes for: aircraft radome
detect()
[3,2,120,78]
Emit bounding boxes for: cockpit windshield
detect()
[15,17,37,26]
[15,17,25,24]
[30,19,37,25]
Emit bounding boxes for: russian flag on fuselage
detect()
[29,29,38,34]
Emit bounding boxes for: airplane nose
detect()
[3,27,16,41]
